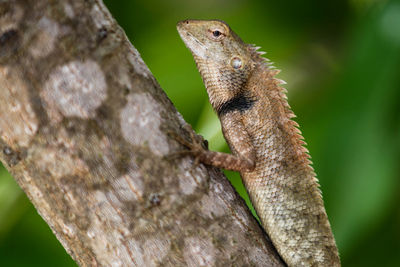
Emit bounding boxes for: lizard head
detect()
[176,20,252,66]
[177,19,263,110]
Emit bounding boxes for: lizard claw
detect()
[165,124,208,161]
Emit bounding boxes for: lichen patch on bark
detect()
[32,127,90,180]
[200,190,229,218]
[35,146,88,179]
[29,17,60,58]
[63,3,74,18]
[42,60,107,121]
[120,93,169,156]
[91,3,112,30]
[177,159,205,195]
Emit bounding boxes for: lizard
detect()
[176,19,340,266]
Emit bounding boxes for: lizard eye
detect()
[209,28,225,41]
[213,30,221,37]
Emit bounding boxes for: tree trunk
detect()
[0,0,284,266]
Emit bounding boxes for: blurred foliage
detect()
[1,0,399,266]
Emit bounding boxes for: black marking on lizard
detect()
[217,93,256,116]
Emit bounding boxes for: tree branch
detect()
[0,0,284,266]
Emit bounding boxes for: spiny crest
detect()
[275,80,320,195]
[248,44,273,66]
[259,48,316,191]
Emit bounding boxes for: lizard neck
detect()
[194,55,253,112]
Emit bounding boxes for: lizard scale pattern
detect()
[177,19,340,266]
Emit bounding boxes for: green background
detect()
[1,0,400,266]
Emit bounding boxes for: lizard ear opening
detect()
[231,57,243,69]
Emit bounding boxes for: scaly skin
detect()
[176,19,340,266]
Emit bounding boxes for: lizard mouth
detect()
[177,27,208,60]
[187,32,205,48]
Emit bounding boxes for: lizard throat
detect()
[216,93,256,116]
[194,56,252,112]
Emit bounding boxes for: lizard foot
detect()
[166,124,208,167]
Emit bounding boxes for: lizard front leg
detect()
[172,113,256,172]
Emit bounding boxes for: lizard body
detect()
[176,19,340,266]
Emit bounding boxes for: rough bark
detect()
[0,0,284,266]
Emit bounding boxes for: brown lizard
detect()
[176,19,340,266]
